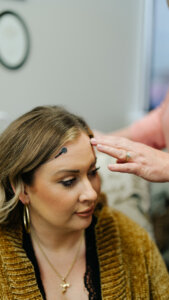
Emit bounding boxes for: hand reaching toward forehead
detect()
[91,136,169,182]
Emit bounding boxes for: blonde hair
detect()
[0,105,93,224]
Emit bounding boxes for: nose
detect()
[79,178,98,203]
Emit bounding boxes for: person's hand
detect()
[91,136,169,182]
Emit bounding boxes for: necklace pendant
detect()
[60,278,70,293]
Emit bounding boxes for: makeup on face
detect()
[26,134,100,230]
[55,147,67,159]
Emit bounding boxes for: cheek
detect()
[92,175,101,195]
[40,184,77,209]
[28,182,59,206]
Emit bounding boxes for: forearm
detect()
[109,107,166,149]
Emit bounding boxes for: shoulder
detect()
[95,205,153,251]
[96,205,148,232]
[0,222,23,255]
[95,206,168,270]
[95,206,169,297]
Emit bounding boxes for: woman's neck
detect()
[30,221,84,253]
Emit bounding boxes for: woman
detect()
[0,105,168,300]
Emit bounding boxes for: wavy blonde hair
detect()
[0,106,93,224]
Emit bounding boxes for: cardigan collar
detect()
[0,206,128,299]
[0,222,43,299]
[95,206,129,299]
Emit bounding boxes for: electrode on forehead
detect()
[55,147,67,158]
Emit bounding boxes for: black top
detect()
[23,216,101,300]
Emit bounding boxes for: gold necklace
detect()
[32,230,83,294]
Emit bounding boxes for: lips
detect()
[75,205,94,217]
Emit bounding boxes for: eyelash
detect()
[59,167,100,188]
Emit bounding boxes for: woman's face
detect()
[24,132,101,233]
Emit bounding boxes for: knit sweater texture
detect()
[0,206,169,299]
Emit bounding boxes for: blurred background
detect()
[0,0,160,132]
[150,0,169,109]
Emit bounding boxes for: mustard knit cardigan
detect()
[0,206,169,299]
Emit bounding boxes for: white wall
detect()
[0,0,152,131]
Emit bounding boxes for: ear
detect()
[18,188,30,205]
[12,183,30,205]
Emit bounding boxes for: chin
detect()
[73,215,93,231]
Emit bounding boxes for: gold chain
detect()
[31,229,83,294]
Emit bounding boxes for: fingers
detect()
[91,136,134,151]
[96,144,130,162]
[91,137,135,163]
[108,162,139,175]
[91,136,120,146]
[91,136,146,178]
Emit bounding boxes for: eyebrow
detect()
[54,158,97,176]
[56,169,80,175]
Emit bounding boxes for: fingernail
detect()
[97,144,103,149]
[90,138,97,144]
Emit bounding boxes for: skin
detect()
[19,132,100,244]
[91,136,169,182]
[19,132,101,299]
[94,107,165,149]
[92,92,169,183]
[94,91,169,150]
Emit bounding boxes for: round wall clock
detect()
[0,10,30,70]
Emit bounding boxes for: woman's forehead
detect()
[41,133,96,171]
[55,134,95,163]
